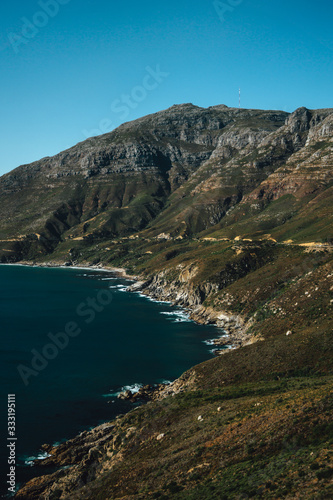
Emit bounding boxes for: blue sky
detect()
[0,0,332,176]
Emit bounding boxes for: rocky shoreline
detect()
[14,260,135,280]
[11,258,257,498]
[127,273,257,353]
[11,258,259,355]
[116,383,170,403]
[14,373,199,499]
[11,259,256,352]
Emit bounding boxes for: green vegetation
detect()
[64,374,333,499]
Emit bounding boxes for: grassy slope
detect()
[66,369,333,499]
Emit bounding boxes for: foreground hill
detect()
[3,103,332,499]
[15,335,333,499]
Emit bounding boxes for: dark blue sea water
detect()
[0,264,221,497]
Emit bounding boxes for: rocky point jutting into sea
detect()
[1,103,331,499]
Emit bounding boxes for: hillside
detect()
[0,104,289,260]
[1,104,332,264]
[15,335,333,499]
[2,103,332,499]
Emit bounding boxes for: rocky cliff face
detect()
[128,266,253,349]
[243,107,333,201]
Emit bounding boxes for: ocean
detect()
[0,264,222,497]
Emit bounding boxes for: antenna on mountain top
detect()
[239,88,241,109]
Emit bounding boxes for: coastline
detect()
[5,259,246,352]
[8,259,256,498]
[7,260,135,280]
[7,258,222,497]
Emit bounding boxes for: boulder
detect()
[117,390,133,400]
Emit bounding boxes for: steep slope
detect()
[0,104,288,261]
[1,104,332,264]
[146,107,333,240]
[199,107,333,242]
[15,328,333,499]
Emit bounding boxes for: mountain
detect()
[0,104,332,263]
[0,104,287,259]
[3,104,333,499]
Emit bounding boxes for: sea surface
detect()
[0,264,223,496]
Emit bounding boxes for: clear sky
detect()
[0,0,332,176]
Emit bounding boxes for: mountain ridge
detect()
[3,103,332,262]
